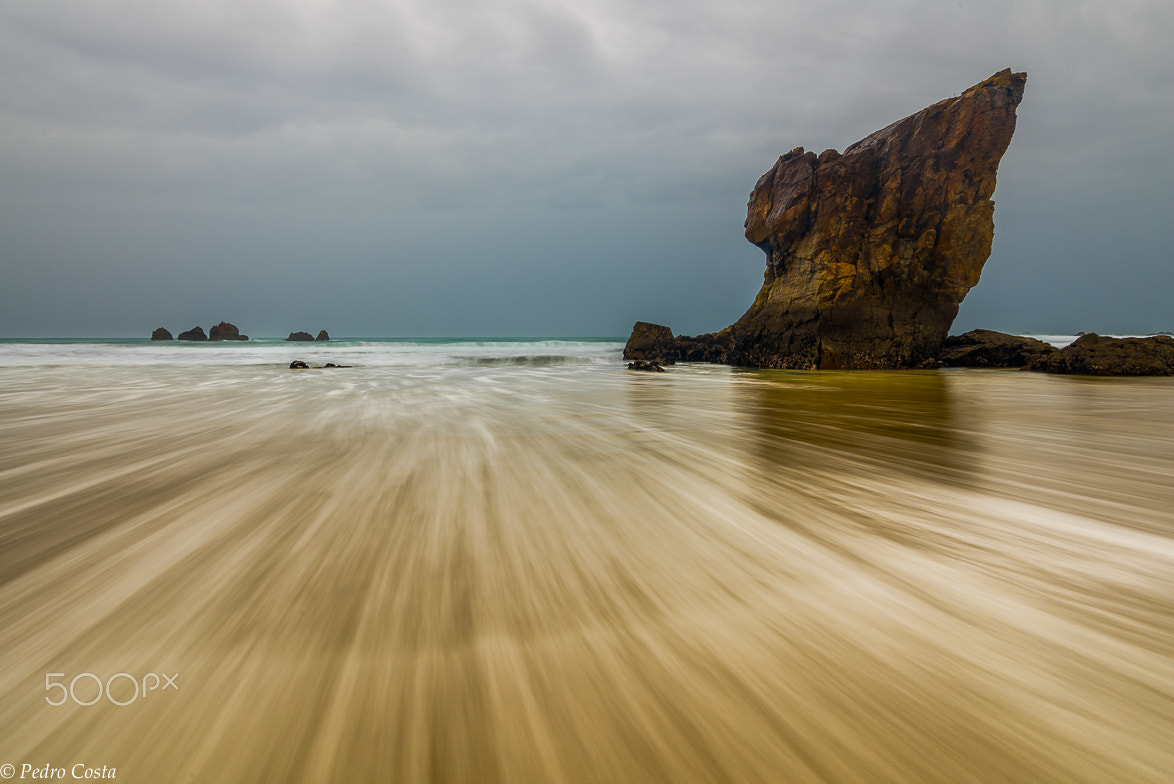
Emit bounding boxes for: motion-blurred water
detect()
[0,339,1171,783]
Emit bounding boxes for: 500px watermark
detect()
[44,673,178,707]
[0,762,115,779]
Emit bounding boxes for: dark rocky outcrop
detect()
[209,321,248,341]
[939,329,1056,368]
[625,69,1027,369]
[623,323,732,365]
[622,322,677,364]
[151,327,173,341]
[627,360,666,372]
[177,326,207,342]
[1024,334,1174,376]
[285,331,315,342]
[316,330,330,341]
[289,360,351,370]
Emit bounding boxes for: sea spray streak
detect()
[0,341,1172,783]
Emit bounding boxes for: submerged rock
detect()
[285,331,314,342]
[289,360,310,369]
[625,69,1027,369]
[151,327,173,341]
[209,321,248,341]
[627,360,666,372]
[316,330,330,341]
[177,326,207,342]
[939,330,1055,368]
[1024,333,1174,376]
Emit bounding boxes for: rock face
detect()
[625,69,1027,369]
[151,327,173,341]
[177,326,207,342]
[285,331,315,342]
[209,321,248,341]
[1024,334,1174,376]
[316,330,330,341]
[939,329,1055,368]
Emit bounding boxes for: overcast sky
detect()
[1,0,1170,337]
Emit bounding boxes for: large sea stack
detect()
[626,69,1027,369]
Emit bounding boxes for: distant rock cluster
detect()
[152,322,248,341]
[150,323,331,342]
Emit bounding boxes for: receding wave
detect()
[0,360,1171,783]
[459,354,592,366]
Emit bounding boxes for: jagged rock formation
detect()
[1024,334,1174,376]
[151,327,173,341]
[939,329,1055,368]
[285,331,315,342]
[177,326,207,341]
[209,321,248,341]
[316,330,330,341]
[625,69,1027,369]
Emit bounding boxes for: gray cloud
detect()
[2,0,1171,337]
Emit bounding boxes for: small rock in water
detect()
[289,360,310,369]
[151,327,173,341]
[323,362,351,368]
[627,360,665,372]
[209,321,248,341]
[177,326,207,341]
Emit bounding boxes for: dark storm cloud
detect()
[1,0,1171,336]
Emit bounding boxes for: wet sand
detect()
[1,364,1172,782]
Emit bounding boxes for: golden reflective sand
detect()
[1,364,1172,782]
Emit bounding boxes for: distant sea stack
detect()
[151,327,173,341]
[625,69,1027,369]
[316,330,329,341]
[209,321,248,341]
[285,331,315,342]
[177,326,208,342]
